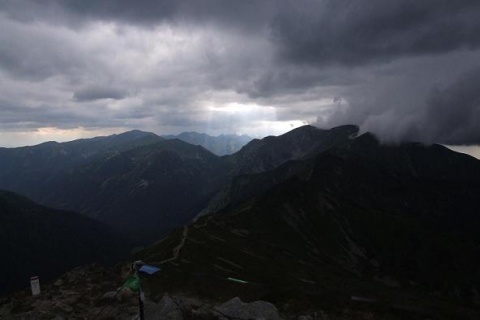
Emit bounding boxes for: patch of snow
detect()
[185,237,203,245]
[135,179,150,188]
[374,275,401,287]
[230,229,250,236]
[282,205,318,251]
[351,296,376,303]
[216,257,244,269]
[345,234,367,259]
[129,179,151,195]
[297,277,316,284]
[213,264,234,273]
[297,259,313,266]
[240,248,266,260]
[207,234,227,243]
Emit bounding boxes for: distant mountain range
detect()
[41,139,232,243]
[162,132,252,156]
[0,130,164,203]
[0,189,128,295]
[2,127,348,244]
[0,130,251,243]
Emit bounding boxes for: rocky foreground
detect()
[0,264,430,320]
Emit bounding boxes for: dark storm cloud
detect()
[4,0,480,65]
[0,17,86,81]
[315,64,480,145]
[244,65,363,99]
[59,0,180,24]
[73,86,126,102]
[1,0,276,31]
[0,0,175,24]
[0,99,99,129]
[420,68,480,144]
[1,0,480,146]
[271,0,480,66]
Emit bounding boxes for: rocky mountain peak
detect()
[229,124,360,175]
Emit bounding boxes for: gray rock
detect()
[55,302,73,313]
[101,291,118,300]
[0,305,14,320]
[54,279,64,286]
[117,287,136,302]
[173,295,204,312]
[213,297,281,320]
[144,294,183,320]
[191,305,215,319]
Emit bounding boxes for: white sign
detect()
[30,276,41,296]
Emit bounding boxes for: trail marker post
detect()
[132,261,146,320]
[131,260,162,320]
[30,276,41,296]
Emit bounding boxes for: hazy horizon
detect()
[1,124,479,161]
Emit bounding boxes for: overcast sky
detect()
[1,0,480,150]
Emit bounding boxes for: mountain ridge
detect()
[2,124,479,249]
[0,189,129,295]
[137,128,480,318]
[227,124,359,175]
[39,138,233,243]
[2,124,480,318]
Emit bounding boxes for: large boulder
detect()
[213,297,281,320]
[144,294,183,320]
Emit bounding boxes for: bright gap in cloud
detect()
[205,101,309,137]
[445,145,480,160]
[242,120,308,137]
[208,102,268,114]
[0,127,129,147]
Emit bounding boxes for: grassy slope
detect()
[137,136,480,318]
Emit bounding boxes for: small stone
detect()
[54,279,64,287]
[101,291,118,301]
[213,297,280,320]
[173,295,204,312]
[143,294,183,320]
[127,306,139,314]
[56,302,73,313]
[59,289,78,296]
[191,305,214,319]
[117,287,136,302]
